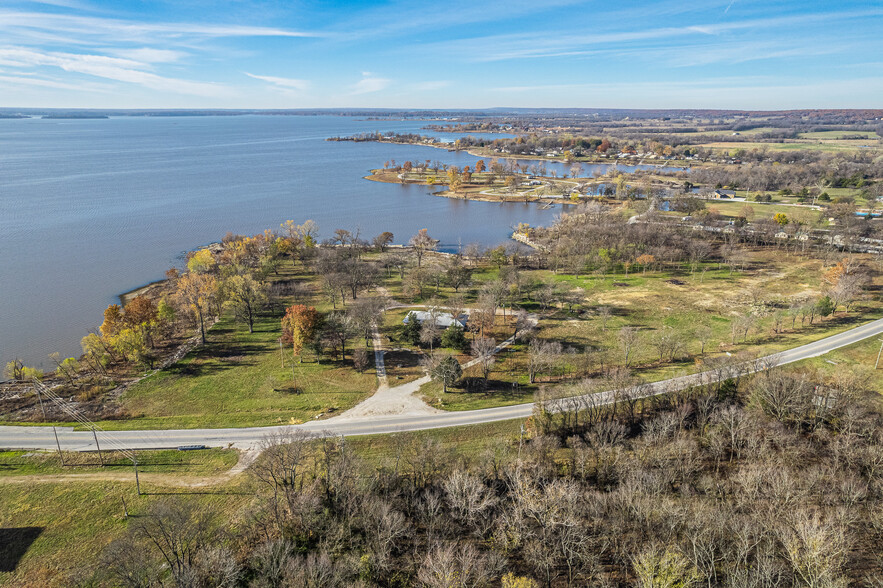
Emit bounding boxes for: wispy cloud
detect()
[245,72,310,92]
[427,8,883,63]
[111,48,186,64]
[331,0,588,41]
[0,72,108,91]
[17,0,96,10]
[352,72,390,94]
[0,11,323,46]
[0,46,227,96]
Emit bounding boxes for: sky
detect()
[1,0,881,110]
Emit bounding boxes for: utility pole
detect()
[35,386,46,419]
[91,427,104,466]
[133,457,141,496]
[875,339,883,370]
[52,426,65,466]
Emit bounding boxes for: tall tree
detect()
[175,273,218,344]
[423,352,462,393]
[373,231,394,252]
[222,273,268,333]
[281,305,320,363]
[471,336,497,385]
[409,229,439,268]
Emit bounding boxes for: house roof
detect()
[403,310,468,328]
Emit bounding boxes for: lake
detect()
[0,115,677,367]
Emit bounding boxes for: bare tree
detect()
[650,326,687,362]
[618,326,641,367]
[132,498,212,584]
[409,228,439,267]
[528,338,562,384]
[471,336,497,384]
[443,470,497,536]
[598,306,612,330]
[418,542,501,588]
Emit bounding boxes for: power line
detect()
[33,380,142,494]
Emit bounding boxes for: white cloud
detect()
[426,8,883,63]
[0,11,323,46]
[352,73,390,94]
[245,72,311,92]
[0,72,107,91]
[0,46,228,96]
[111,48,187,64]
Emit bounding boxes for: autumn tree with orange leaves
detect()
[281,305,320,363]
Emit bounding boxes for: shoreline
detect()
[341,136,697,169]
[118,278,169,307]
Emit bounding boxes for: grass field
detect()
[418,251,883,411]
[346,419,524,465]
[791,335,883,392]
[0,479,252,587]
[798,130,881,140]
[0,447,238,477]
[107,313,377,430]
[699,140,881,154]
[698,200,825,222]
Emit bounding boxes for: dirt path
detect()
[330,297,535,420]
[332,375,437,419]
[335,295,440,419]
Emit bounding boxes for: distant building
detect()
[403,310,468,329]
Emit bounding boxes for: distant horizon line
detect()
[2,106,883,115]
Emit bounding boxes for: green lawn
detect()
[701,200,825,223]
[0,448,238,477]
[104,313,377,429]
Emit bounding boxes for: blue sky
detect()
[1,0,881,109]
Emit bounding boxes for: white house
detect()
[403,310,468,329]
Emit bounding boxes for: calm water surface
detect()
[0,115,675,366]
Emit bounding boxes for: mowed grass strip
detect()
[0,448,239,477]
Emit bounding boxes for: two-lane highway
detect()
[2,317,882,452]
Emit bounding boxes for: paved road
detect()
[2,317,882,452]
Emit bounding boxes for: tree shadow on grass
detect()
[163,343,266,377]
[455,378,535,401]
[0,527,42,572]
